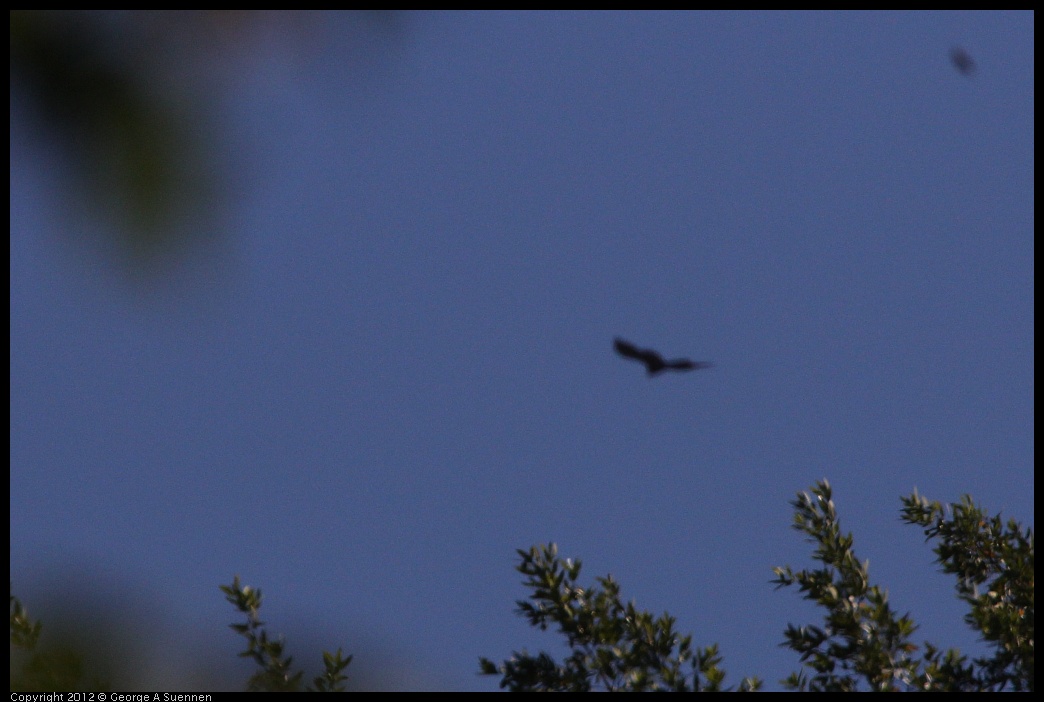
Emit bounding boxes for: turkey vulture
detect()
[950,47,976,76]
[613,338,712,376]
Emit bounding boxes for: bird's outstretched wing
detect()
[614,338,652,361]
[614,338,711,376]
[663,359,713,372]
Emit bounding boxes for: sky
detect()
[10,11,1034,691]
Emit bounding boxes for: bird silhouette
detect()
[950,47,976,76]
[613,338,712,376]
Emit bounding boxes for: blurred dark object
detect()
[10,11,224,268]
[950,46,976,76]
[613,338,712,377]
[11,12,399,276]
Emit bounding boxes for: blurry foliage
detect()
[9,580,351,692]
[10,594,112,691]
[10,11,234,265]
[11,482,1032,690]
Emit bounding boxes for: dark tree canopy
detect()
[613,338,712,376]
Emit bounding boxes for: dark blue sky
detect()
[11,11,1034,690]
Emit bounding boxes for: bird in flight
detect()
[950,47,976,76]
[613,338,712,376]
